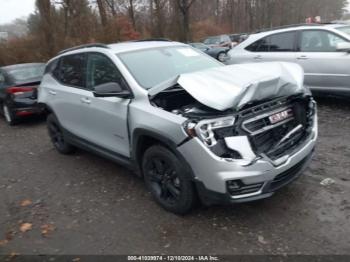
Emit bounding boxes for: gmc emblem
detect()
[269,109,293,124]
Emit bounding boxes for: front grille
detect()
[236,95,315,161]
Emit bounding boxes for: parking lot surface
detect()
[0,98,350,255]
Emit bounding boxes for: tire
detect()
[47,114,75,154]
[2,104,17,126]
[142,145,197,215]
[217,52,227,62]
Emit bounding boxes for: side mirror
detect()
[93,82,132,98]
[336,42,350,53]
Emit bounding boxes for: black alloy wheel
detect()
[142,145,197,214]
[47,114,75,154]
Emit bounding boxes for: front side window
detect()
[118,46,221,89]
[60,53,87,88]
[87,53,126,90]
[246,32,296,52]
[300,30,348,52]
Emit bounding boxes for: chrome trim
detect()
[230,182,267,199]
[242,106,294,135]
[274,124,303,148]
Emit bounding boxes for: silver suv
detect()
[39,41,318,214]
[228,23,350,97]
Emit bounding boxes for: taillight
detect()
[6,86,35,95]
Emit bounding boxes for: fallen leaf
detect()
[72,258,81,262]
[5,230,15,241]
[0,239,8,246]
[20,199,32,207]
[258,235,268,245]
[41,224,55,237]
[19,223,32,233]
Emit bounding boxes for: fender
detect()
[131,128,195,179]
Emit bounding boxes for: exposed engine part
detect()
[151,88,230,119]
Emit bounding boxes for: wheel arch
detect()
[132,128,195,179]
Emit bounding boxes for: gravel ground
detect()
[0,98,349,255]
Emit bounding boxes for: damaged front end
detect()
[149,62,317,167]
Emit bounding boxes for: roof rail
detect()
[58,43,110,55]
[134,38,171,42]
[254,23,322,33]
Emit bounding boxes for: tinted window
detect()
[246,32,296,52]
[300,30,348,52]
[87,53,126,90]
[60,54,87,88]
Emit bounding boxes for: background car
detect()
[189,42,229,62]
[0,63,45,125]
[203,34,233,49]
[229,33,249,46]
[227,23,350,98]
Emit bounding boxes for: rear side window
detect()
[59,53,87,88]
[246,32,296,52]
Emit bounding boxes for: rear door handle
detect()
[297,55,308,60]
[254,55,263,60]
[49,90,57,95]
[80,97,91,104]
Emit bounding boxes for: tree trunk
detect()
[129,0,136,30]
[97,0,108,27]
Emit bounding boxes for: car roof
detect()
[1,63,45,71]
[247,24,350,40]
[108,41,187,53]
[54,41,188,59]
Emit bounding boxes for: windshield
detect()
[118,46,222,89]
[8,64,45,82]
[203,37,220,45]
[337,25,350,36]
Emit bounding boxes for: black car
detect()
[189,43,229,62]
[0,63,45,125]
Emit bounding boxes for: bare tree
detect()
[176,0,196,41]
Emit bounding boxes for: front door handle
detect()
[49,90,57,95]
[297,55,309,60]
[254,55,263,60]
[80,97,91,104]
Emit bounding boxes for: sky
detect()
[0,0,36,24]
[0,0,350,25]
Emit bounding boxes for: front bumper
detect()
[177,115,318,205]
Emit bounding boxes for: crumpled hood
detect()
[149,62,305,111]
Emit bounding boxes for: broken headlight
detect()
[184,116,235,147]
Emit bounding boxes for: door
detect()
[83,52,131,157]
[242,31,298,63]
[296,29,350,90]
[50,53,90,136]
